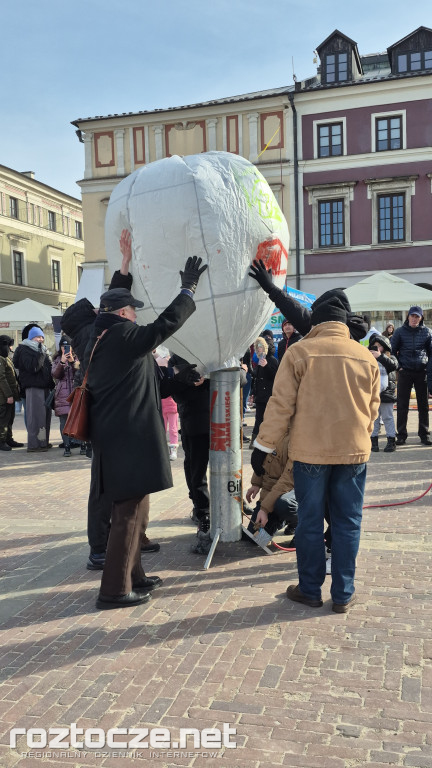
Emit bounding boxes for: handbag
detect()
[63,330,107,442]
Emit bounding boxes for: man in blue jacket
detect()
[391,306,432,446]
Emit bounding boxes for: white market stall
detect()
[0,298,61,348]
[345,271,432,313]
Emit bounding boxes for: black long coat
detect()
[86,293,195,501]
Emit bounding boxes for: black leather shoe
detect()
[395,437,406,445]
[96,591,151,609]
[421,437,432,446]
[7,439,24,448]
[133,575,163,591]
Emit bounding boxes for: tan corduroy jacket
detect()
[250,432,293,514]
[256,322,381,465]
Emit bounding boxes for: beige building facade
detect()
[72,89,294,284]
[0,165,85,310]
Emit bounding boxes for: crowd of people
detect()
[2,240,432,613]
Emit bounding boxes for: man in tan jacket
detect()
[252,289,381,612]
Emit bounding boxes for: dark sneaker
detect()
[0,442,12,451]
[395,436,406,445]
[332,593,357,613]
[63,446,72,457]
[420,437,432,446]
[286,584,323,608]
[87,552,106,570]
[6,439,24,448]
[140,536,160,553]
[80,444,87,455]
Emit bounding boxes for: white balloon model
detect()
[105,151,289,373]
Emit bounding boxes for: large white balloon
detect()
[105,151,289,373]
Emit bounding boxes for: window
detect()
[306,181,356,251]
[13,251,24,285]
[48,210,56,231]
[398,50,432,72]
[77,265,83,285]
[376,116,402,151]
[318,123,343,157]
[52,259,61,291]
[75,220,82,239]
[378,194,405,243]
[318,200,344,247]
[325,52,348,82]
[10,197,18,219]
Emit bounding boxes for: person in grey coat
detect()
[86,256,207,610]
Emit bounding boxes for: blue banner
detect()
[263,285,316,343]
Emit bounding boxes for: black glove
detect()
[248,259,273,294]
[180,256,208,294]
[174,363,201,385]
[251,447,266,476]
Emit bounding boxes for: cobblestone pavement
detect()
[1,410,432,768]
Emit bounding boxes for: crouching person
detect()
[245,431,298,550]
[86,257,207,610]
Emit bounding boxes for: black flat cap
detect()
[99,288,144,312]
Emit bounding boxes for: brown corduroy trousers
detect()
[99,495,149,597]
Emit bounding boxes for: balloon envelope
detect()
[105,151,289,372]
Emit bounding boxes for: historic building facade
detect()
[0,165,85,310]
[72,26,432,296]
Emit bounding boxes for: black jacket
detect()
[12,342,53,392]
[253,353,279,404]
[391,318,432,372]
[266,285,368,342]
[369,334,398,404]
[162,376,210,437]
[86,292,195,501]
[277,330,302,361]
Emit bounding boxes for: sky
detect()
[1,0,431,199]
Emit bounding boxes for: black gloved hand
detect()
[248,259,273,294]
[180,256,208,294]
[251,447,266,476]
[174,363,201,385]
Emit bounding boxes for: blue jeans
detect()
[293,461,366,604]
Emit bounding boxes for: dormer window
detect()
[325,52,348,82]
[397,50,432,72]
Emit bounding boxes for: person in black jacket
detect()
[86,257,206,610]
[248,259,368,342]
[12,327,53,452]
[391,306,432,446]
[277,319,302,362]
[167,354,210,540]
[369,334,398,453]
[61,229,160,569]
[250,334,279,445]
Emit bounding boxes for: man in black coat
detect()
[61,230,161,569]
[391,306,432,446]
[86,257,207,610]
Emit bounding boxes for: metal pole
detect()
[206,368,242,566]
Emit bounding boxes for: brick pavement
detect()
[1,410,432,768]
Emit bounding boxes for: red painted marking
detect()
[254,238,288,277]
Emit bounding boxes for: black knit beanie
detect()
[311,289,350,326]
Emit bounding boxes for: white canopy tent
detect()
[345,272,432,313]
[0,298,60,331]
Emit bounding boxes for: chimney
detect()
[21,171,35,179]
